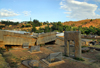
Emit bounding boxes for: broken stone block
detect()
[82,47,90,53]
[28,60,39,67]
[29,45,40,52]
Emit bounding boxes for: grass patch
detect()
[93,45,100,48]
[0,54,10,68]
[73,57,85,61]
[10,62,18,67]
[82,46,88,48]
[0,48,6,54]
[40,44,45,47]
[9,48,14,51]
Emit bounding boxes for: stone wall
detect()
[0,30,56,48]
[36,32,56,45]
[55,37,64,45]
[0,30,36,47]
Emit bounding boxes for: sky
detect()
[0,0,100,22]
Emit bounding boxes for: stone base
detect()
[28,51,42,54]
[22,60,33,68]
[22,60,39,68]
[41,59,65,67]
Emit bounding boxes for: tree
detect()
[73,27,78,31]
[58,26,63,32]
[96,28,100,35]
[44,25,50,33]
[57,21,63,26]
[21,25,24,28]
[0,25,5,29]
[89,26,96,35]
[32,19,42,27]
[31,27,36,32]
[51,23,58,31]
[65,26,71,31]
[63,25,67,31]
[85,29,91,35]
[26,24,31,27]
[1,21,19,25]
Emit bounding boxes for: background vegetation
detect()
[1,19,100,35]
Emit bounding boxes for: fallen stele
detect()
[28,45,42,54]
[22,60,40,68]
[41,52,65,67]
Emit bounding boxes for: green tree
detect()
[73,27,78,31]
[63,25,67,31]
[96,28,100,35]
[44,25,50,33]
[31,27,36,32]
[1,21,19,25]
[85,28,91,35]
[51,23,58,30]
[57,21,63,26]
[21,25,24,28]
[58,26,63,32]
[65,26,71,31]
[89,26,96,35]
[32,19,42,27]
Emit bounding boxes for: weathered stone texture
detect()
[0,30,37,47]
[0,30,56,48]
[36,32,56,45]
[64,31,81,58]
[29,46,40,52]
[55,37,64,45]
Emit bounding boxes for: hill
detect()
[62,19,100,28]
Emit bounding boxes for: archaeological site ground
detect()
[0,30,100,68]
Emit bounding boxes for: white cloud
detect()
[23,11,31,16]
[98,8,100,11]
[93,0,100,2]
[0,19,22,22]
[60,0,100,20]
[0,9,20,17]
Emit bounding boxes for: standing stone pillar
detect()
[64,40,70,56]
[64,31,81,58]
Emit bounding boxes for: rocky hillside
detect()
[62,19,100,28]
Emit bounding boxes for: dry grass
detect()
[0,44,100,68]
[92,45,100,48]
[0,54,10,68]
[62,19,100,28]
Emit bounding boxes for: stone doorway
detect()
[64,31,81,58]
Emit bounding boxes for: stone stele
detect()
[64,31,81,58]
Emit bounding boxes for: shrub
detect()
[21,25,24,28]
[40,44,45,47]
[90,19,93,21]
[81,46,88,48]
[73,57,84,61]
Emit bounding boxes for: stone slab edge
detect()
[41,59,65,67]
